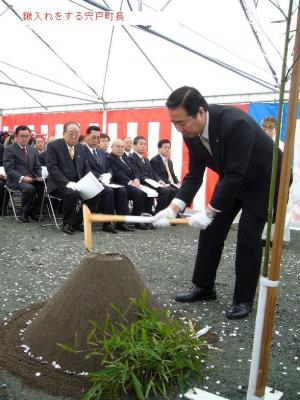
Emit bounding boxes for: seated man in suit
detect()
[34,137,46,166]
[150,139,181,191]
[130,136,177,214]
[0,141,6,211]
[45,122,100,235]
[123,136,133,157]
[98,133,110,153]
[108,139,152,230]
[83,126,133,232]
[3,126,43,222]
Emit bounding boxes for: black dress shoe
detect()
[20,213,29,223]
[225,302,253,319]
[135,223,150,230]
[103,223,118,234]
[115,223,135,232]
[175,285,217,302]
[29,211,39,221]
[148,223,157,230]
[62,223,75,234]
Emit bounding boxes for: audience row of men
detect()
[0,123,180,235]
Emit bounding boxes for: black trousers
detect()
[51,187,99,225]
[192,198,265,303]
[155,186,178,214]
[113,186,129,215]
[126,185,153,216]
[98,186,130,216]
[0,179,5,209]
[11,180,44,215]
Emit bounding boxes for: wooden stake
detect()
[83,204,93,252]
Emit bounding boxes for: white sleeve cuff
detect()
[171,198,186,212]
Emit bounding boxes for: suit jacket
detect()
[150,154,179,184]
[129,152,160,184]
[82,145,112,179]
[3,142,41,186]
[37,150,46,166]
[108,153,140,186]
[45,138,90,193]
[177,104,283,220]
[0,143,4,165]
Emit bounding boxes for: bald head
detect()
[111,139,125,157]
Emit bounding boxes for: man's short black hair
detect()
[133,136,146,145]
[86,125,101,135]
[15,125,30,135]
[166,86,208,117]
[100,133,110,141]
[158,138,171,148]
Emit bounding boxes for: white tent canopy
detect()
[0,0,297,113]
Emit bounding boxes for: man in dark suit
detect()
[154,86,283,319]
[108,138,152,230]
[0,142,6,211]
[45,122,100,234]
[150,138,180,191]
[130,136,177,214]
[3,126,43,222]
[83,126,133,232]
[34,137,46,166]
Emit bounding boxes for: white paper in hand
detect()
[76,172,104,200]
[144,178,163,188]
[0,166,7,178]
[41,166,49,179]
[139,184,158,198]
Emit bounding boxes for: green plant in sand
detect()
[59,290,210,399]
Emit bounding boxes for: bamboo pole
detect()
[255,3,300,396]
[82,204,189,251]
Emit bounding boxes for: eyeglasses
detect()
[65,131,80,135]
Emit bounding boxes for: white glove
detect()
[66,181,78,191]
[189,210,213,230]
[99,173,112,185]
[153,207,177,227]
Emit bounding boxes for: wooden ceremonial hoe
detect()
[82,204,189,251]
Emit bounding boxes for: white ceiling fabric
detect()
[0,0,297,113]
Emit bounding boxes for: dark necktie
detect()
[121,157,130,169]
[92,149,98,160]
[199,136,212,155]
[23,146,28,159]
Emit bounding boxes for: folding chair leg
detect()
[47,197,60,229]
[3,187,21,222]
[39,192,61,230]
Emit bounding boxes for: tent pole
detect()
[248,2,300,398]
[102,103,107,134]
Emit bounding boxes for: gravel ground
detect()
[0,216,299,400]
